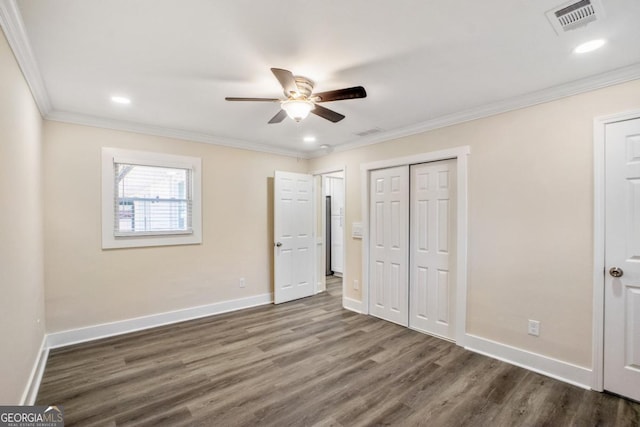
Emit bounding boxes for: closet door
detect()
[369,166,409,326]
[409,160,456,339]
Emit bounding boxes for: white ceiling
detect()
[10,0,640,157]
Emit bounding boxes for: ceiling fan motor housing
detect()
[291,76,314,98]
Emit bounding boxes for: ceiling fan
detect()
[225,68,367,124]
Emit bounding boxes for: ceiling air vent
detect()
[546,0,605,34]
[356,127,383,137]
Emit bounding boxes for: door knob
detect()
[275,242,282,247]
[609,267,623,278]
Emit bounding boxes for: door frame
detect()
[323,172,345,276]
[361,146,470,346]
[311,165,347,302]
[592,108,640,391]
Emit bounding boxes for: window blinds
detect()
[113,163,192,236]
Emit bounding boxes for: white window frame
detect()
[101,147,202,249]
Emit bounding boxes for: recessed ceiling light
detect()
[111,96,131,104]
[574,39,606,54]
[303,136,316,143]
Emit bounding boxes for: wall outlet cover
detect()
[528,319,540,336]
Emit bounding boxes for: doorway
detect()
[272,167,346,305]
[324,172,344,278]
[361,147,470,345]
[313,167,346,302]
[593,111,640,401]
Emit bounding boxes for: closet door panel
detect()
[409,160,456,339]
[369,166,409,326]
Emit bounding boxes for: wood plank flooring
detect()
[37,277,640,426]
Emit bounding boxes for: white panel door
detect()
[369,166,409,326]
[330,177,344,273]
[274,171,314,304]
[604,118,640,402]
[409,160,456,339]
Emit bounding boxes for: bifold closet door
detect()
[369,166,409,326]
[409,160,456,339]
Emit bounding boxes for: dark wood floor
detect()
[37,277,640,426]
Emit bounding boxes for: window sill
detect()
[102,232,202,249]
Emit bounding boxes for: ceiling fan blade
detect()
[225,97,280,102]
[271,68,299,96]
[268,109,287,124]
[311,104,345,123]
[313,86,367,103]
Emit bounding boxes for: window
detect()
[114,164,190,235]
[102,148,202,249]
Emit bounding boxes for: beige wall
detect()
[0,30,45,403]
[43,121,308,332]
[309,79,640,368]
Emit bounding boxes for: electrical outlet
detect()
[528,319,540,337]
[353,279,359,290]
[239,278,245,288]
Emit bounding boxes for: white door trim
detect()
[311,165,347,303]
[592,108,640,391]
[360,146,470,346]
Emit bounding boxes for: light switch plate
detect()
[352,222,363,239]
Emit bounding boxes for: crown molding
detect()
[0,0,51,116]
[326,62,640,156]
[46,110,306,159]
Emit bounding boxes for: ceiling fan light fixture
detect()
[281,99,315,122]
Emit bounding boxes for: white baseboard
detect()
[20,334,49,405]
[464,333,592,389]
[47,293,273,349]
[343,296,363,313]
